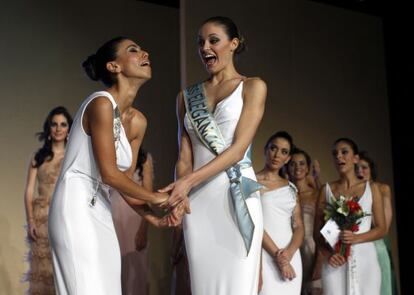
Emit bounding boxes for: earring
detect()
[48,135,51,141]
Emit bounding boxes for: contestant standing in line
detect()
[314,138,386,295]
[24,106,72,294]
[357,150,395,295]
[257,131,304,295]
[288,148,323,294]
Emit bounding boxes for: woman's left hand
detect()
[340,230,358,245]
[159,177,193,211]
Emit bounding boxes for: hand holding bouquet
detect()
[321,195,369,260]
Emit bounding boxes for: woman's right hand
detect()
[28,221,37,241]
[328,253,346,268]
[279,263,296,281]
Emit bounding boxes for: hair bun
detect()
[235,35,246,55]
[82,54,100,81]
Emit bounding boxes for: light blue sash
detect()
[183,83,262,254]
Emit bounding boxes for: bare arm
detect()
[165,78,267,205]
[24,156,38,240]
[84,97,166,204]
[313,185,333,257]
[283,199,305,260]
[341,182,386,244]
[380,183,393,233]
[175,91,194,180]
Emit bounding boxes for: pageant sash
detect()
[183,83,263,254]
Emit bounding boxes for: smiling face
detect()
[332,141,359,175]
[197,22,239,74]
[50,114,69,143]
[265,137,292,171]
[288,153,309,181]
[109,39,151,81]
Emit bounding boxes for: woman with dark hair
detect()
[357,151,395,295]
[161,16,266,295]
[257,131,304,295]
[23,106,72,294]
[288,148,323,295]
[48,37,174,294]
[314,138,386,295]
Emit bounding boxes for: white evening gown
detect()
[183,81,263,295]
[49,91,132,294]
[322,182,381,295]
[260,183,302,295]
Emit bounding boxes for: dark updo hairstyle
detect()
[82,36,128,87]
[202,16,246,55]
[264,131,295,178]
[33,106,73,168]
[333,137,359,155]
[291,147,312,168]
[358,150,378,181]
[264,131,295,154]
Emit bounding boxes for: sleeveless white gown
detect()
[322,182,381,295]
[183,81,263,295]
[260,183,302,295]
[49,91,132,294]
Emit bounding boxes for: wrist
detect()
[184,173,197,189]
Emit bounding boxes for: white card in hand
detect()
[320,219,340,248]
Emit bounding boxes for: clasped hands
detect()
[156,176,192,227]
[273,248,296,281]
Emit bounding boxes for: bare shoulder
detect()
[127,107,147,136]
[243,77,267,92]
[130,107,147,126]
[376,181,391,195]
[87,96,114,115]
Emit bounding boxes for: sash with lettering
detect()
[183,83,263,254]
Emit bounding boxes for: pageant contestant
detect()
[314,138,386,295]
[24,106,72,294]
[257,132,304,295]
[161,16,266,295]
[48,37,174,294]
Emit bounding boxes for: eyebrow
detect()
[126,44,139,50]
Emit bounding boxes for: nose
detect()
[142,50,149,59]
[202,41,210,52]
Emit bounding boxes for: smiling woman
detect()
[164,16,267,295]
[47,37,174,294]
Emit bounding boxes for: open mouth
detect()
[140,60,151,67]
[203,54,217,67]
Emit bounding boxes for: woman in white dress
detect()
[48,37,172,295]
[257,131,304,295]
[161,16,267,295]
[314,138,386,295]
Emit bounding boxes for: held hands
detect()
[159,176,193,211]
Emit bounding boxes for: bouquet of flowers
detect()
[322,195,369,259]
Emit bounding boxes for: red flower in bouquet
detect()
[323,195,369,260]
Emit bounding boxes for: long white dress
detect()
[260,183,302,295]
[183,81,263,295]
[322,182,381,295]
[49,91,132,294]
